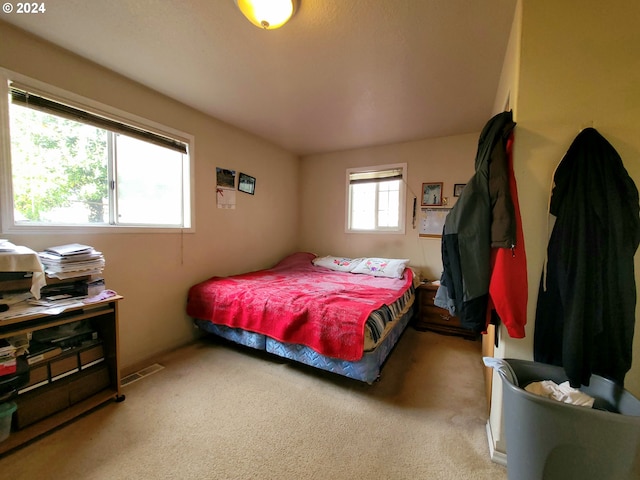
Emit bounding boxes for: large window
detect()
[346,163,406,233]
[0,76,193,232]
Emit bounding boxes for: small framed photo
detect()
[216,167,236,189]
[238,172,256,195]
[454,183,466,197]
[421,182,443,206]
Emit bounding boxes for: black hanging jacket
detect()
[534,128,640,387]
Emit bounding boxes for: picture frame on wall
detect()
[453,183,466,197]
[238,172,256,195]
[216,167,236,189]
[421,182,443,206]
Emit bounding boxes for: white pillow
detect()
[351,258,410,278]
[312,256,364,272]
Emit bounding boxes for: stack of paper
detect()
[38,243,105,280]
[0,340,17,377]
[0,239,16,252]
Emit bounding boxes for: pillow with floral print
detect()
[351,258,410,278]
[312,255,364,272]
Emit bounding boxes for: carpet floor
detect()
[0,327,507,480]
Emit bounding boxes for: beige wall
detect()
[299,135,478,281]
[486,0,522,456]
[515,0,640,396]
[489,0,640,456]
[0,22,300,370]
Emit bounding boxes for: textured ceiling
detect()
[1,0,516,155]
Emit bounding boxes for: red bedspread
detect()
[186,252,413,361]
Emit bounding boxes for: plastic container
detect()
[496,358,640,480]
[0,401,16,442]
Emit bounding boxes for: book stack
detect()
[38,243,105,280]
[0,340,17,377]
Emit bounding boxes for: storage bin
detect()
[0,401,17,442]
[493,358,640,480]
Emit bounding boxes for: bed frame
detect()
[194,299,415,384]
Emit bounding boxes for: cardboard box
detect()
[79,344,104,367]
[69,366,109,404]
[15,384,69,429]
[49,354,79,380]
[26,364,48,386]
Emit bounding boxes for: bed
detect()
[186,252,416,383]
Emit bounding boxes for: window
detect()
[346,163,406,233]
[0,76,193,232]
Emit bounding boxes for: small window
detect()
[346,163,406,233]
[1,78,193,232]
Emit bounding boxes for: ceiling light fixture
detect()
[234,0,297,30]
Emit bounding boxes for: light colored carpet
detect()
[0,328,507,480]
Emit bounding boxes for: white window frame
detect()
[0,70,195,235]
[345,163,407,234]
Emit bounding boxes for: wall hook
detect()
[580,120,594,132]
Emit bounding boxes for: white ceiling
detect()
[2,0,516,155]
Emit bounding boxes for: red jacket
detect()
[488,133,528,338]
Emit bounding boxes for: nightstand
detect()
[413,283,478,340]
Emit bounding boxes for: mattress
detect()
[188,252,417,382]
[193,287,415,383]
[187,252,414,362]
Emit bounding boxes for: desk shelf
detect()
[0,297,123,455]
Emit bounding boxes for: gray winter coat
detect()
[435,111,516,332]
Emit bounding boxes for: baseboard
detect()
[121,334,202,377]
[485,420,507,467]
